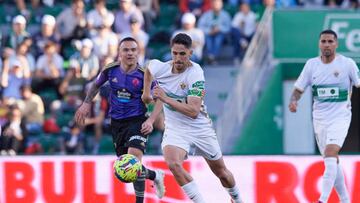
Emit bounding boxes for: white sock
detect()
[181,181,206,203]
[319,157,338,202]
[225,185,243,203]
[334,164,350,203]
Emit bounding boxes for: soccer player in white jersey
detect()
[289,29,360,203]
[141,33,243,203]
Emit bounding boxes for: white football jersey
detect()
[148,59,213,131]
[294,54,360,123]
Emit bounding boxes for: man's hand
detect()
[153,86,167,102]
[141,118,154,135]
[288,101,298,113]
[74,102,91,126]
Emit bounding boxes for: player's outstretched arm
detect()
[141,99,163,135]
[288,88,303,113]
[74,82,101,126]
[142,68,154,104]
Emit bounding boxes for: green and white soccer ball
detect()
[113,154,142,183]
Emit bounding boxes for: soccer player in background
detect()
[141,33,243,203]
[289,29,360,203]
[74,37,165,202]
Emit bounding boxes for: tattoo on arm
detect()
[290,89,303,102]
[84,83,100,104]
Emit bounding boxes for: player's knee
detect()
[214,168,229,180]
[166,160,183,174]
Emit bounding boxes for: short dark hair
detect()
[171,33,192,49]
[119,37,138,46]
[320,29,337,39]
[20,84,32,92]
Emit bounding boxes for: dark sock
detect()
[133,170,146,203]
[142,165,156,180]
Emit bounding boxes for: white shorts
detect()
[313,118,350,156]
[161,127,223,161]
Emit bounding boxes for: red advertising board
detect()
[0,156,359,203]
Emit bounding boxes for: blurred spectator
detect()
[231,3,257,63]
[121,16,149,65]
[114,0,144,34]
[32,14,60,58]
[1,59,31,103]
[0,104,27,156]
[4,15,31,51]
[15,0,40,20]
[91,19,118,63]
[54,61,87,113]
[70,38,100,81]
[198,0,231,64]
[84,94,108,154]
[172,13,205,63]
[56,0,87,50]
[134,0,160,32]
[63,121,85,154]
[87,0,115,37]
[33,41,64,94]
[17,85,44,133]
[179,0,212,18]
[324,0,344,6]
[9,42,36,74]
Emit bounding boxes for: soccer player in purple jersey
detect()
[74,37,165,202]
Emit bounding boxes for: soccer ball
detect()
[113,154,142,183]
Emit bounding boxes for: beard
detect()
[322,49,333,57]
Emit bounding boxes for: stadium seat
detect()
[98,135,114,154]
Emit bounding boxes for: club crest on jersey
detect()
[334,70,339,78]
[112,77,118,83]
[180,82,187,90]
[132,78,140,87]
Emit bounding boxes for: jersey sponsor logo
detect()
[333,70,339,78]
[312,85,348,102]
[116,88,131,102]
[317,87,339,98]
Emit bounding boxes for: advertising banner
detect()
[273,10,360,61]
[0,156,360,203]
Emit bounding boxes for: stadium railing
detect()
[216,7,275,154]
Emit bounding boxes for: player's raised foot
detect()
[154,170,165,198]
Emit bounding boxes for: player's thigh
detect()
[163,145,188,165]
[126,117,148,153]
[161,130,191,159]
[110,119,128,156]
[193,131,222,161]
[204,156,227,175]
[313,120,327,156]
[326,118,350,148]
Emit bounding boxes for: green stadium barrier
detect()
[273,10,360,60]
